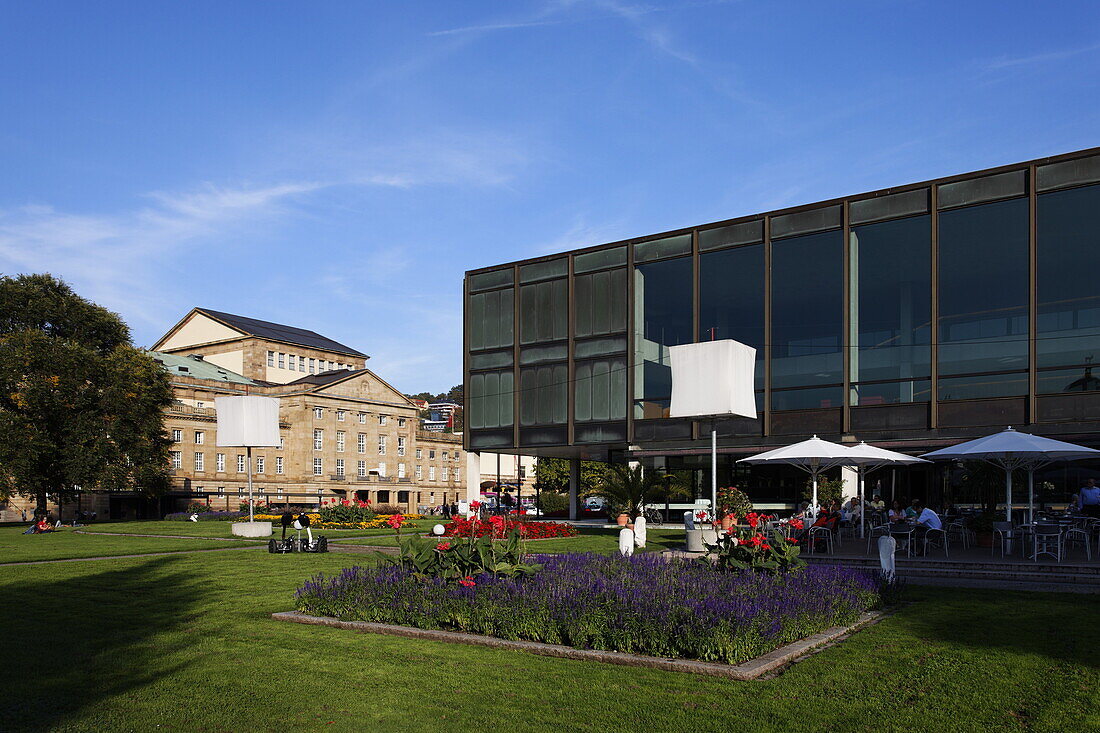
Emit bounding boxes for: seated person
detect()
[870,494,885,513]
[904,500,919,519]
[841,496,862,522]
[888,500,907,524]
[912,500,942,531]
[33,517,52,533]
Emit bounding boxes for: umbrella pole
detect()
[858,468,865,539]
[1028,468,1034,524]
[1005,467,1013,523]
[711,427,717,526]
[812,473,819,517]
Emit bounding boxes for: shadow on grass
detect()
[0,556,209,731]
[894,587,1099,669]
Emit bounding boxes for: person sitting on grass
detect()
[32,516,53,534]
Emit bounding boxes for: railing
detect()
[329,474,347,481]
[167,404,216,417]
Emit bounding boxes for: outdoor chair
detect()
[922,528,949,558]
[945,520,971,549]
[1063,524,1091,560]
[807,525,834,554]
[866,524,890,554]
[991,521,1015,558]
[1032,523,1062,562]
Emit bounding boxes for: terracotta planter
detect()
[616,513,630,527]
[720,515,735,532]
[975,531,994,548]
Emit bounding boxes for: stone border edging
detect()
[271,609,882,680]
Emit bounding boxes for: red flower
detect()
[458,576,476,587]
[436,542,451,551]
[786,537,798,543]
[470,501,482,511]
[386,514,405,530]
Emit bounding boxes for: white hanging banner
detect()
[215,395,281,447]
[668,339,757,419]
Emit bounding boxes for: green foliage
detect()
[318,504,376,523]
[380,527,541,580]
[702,525,805,574]
[585,464,681,517]
[534,457,610,493]
[0,274,174,513]
[959,461,1016,515]
[717,486,753,518]
[801,476,845,507]
[534,490,569,514]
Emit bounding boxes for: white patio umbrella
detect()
[737,435,859,516]
[843,442,930,538]
[921,427,1100,523]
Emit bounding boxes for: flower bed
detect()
[295,553,880,665]
[165,511,245,522]
[252,513,422,530]
[441,517,578,539]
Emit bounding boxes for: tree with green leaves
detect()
[585,464,691,517]
[0,274,175,515]
[533,457,609,493]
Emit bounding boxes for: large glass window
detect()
[575,268,628,337]
[519,363,567,426]
[519,280,567,344]
[770,230,844,394]
[699,244,764,384]
[633,257,693,418]
[849,215,931,404]
[575,358,628,422]
[468,288,514,351]
[1037,184,1100,378]
[468,370,514,429]
[938,198,1029,392]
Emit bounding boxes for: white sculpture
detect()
[618,528,635,556]
[683,511,696,531]
[878,535,897,581]
[634,514,647,548]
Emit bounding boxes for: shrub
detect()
[702,512,804,574]
[372,503,405,515]
[319,502,376,524]
[296,554,880,665]
[164,511,244,522]
[716,486,752,518]
[534,491,569,514]
[378,528,541,581]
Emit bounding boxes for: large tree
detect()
[0,274,174,514]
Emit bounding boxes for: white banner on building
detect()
[668,339,757,419]
[215,395,281,447]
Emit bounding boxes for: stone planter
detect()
[616,513,630,527]
[685,529,704,552]
[231,521,272,538]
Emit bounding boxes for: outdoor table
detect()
[888,524,915,555]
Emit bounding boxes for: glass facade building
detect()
[465,148,1100,501]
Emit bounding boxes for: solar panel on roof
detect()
[197,308,366,357]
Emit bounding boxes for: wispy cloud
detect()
[427,19,563,37]
[984,40,1100,71]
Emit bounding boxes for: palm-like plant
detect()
[585,464,690,517]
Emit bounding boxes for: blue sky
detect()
[1,1,1098,394]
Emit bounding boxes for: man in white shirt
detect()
[1079,478,1100,518]
[912,500,942,530]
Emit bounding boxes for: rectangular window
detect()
[415,465,423,480]
[336,431,345,452]
[468,287,515,350]
[699,244,764,385]
[267,351,275,367]
[378,415,388,425]
[416,448,422,459]
[378,462,387,477]
[194,431,204,444]
[195,401,204,409]
[216,453,225,472]
[357,460,366,477]
[575,268,628,338]
[335,459,345,477]
[313,407,323,419]
[429,466,436,481]
[378,435,387,455]
[278,352,285,368]
[256,457,264,474]
[429,450,436,459]
[454,451,461,461]
[633,256,693,418]
[468,369,514,429]
[398,463,406,479]
[278,437,284,450]
[938,198,1029,383]
[520,279,568,344]
[442,467,448,481]
[299,357,306,373]
[313,429,323,450]
[172,429,182,443]
[237,455,246,472]
[455,468,460,482]
[309,358,316,374]
[358,412,366,423]
[276,456,284,474]
[398,417,406,427]
[357,433,366,453]
[288,354,296,371]
[313,457,323,476]
[442,451,448,459]
[336,410,345,421]
[193,452,203,471]
[521,363,569,426]
[397,437,406,456]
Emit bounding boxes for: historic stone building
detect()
[147,309,471,517]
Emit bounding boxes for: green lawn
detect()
[0,534,1096,732]
[0,526,257,563]
[345,526,687,553]
[78,519,441,539]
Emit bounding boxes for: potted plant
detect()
[717,486,752,530]
[616,512,630,527]
[968,511,996,547]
